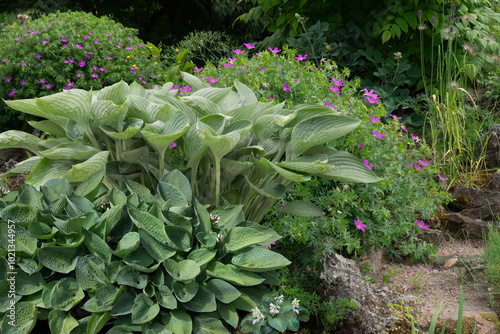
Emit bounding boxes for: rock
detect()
[319,252,416,334]
[440,213,491,238]
[417,228,445,246]
[485,124,500,169]
[489,170,500,191]
[357,247,384,276]
[449,186,500,211]
[443,258,458,269]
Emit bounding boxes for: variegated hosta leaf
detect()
[91,100,128,130]
[234,80,258,105]
[0,130,43,154]
[97,80,130,105]
[141,113,190,157]
[316,149,382,183]
[180,71,210,90]
[190,87,232,103]
[290,115,361,157]
[63,151,110,183]
[181,96,223,117]
[35,89,93,124]
[157,82,174,95]
[28,120,67,137]
[40,142,101,161]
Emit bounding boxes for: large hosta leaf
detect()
[232,248,291,272]
[63,151,109,183]
[193,315,231,334]
[91,100,128,130]
[184,287,217,313]
[162,311,192,334]
[96,80,130,105]
[0,130,43,154]
[163,259,200,282]
[132,294,160,324]
[0,302,37,334]
[234,80,258,105]
[38,246,79,273]
[35,89,92,124]
[48,310,79,334]
[50,278,85,311]
[40,142,100,161]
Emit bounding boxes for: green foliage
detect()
[0,10,168,130]
[240,293,309,333]
[2,72,380,223]
[483,225,500,312]
[0,169,290,333]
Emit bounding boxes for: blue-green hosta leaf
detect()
[82,229,113,265]
[218,90,240,112]
[0,156,41,178]
[0,130,44,154]
[123,247,160,273]
[221,159,252,180]
[95,285,125,308]
[38,246,79,273]
[287,103,340,127]
[180,71,210,90]
[268,314,288,332]
[280,200,325,217]
[42,177,73,196]
[132,294,160,324]
[130,81,146,97]
[161,169,192,200]
[75,256,110,290]
[258,157,311,183]
[6,97,54,119]
[12,269,45,295]
[184,287,217,313]
[187,249,216,267]
[0,203,37,227]
[206,279,241,304]
[205,262,264,286]
[124,178,155,203]
[17,258,39,275]
[48,310,79,334]
[181,96,222,117]
[142,322,172,334]
[97,80,130,105]
[232,248,291,272]
[25,158,73,189]
[148,102,174,122]
[36,89,92,124]
[139,229,176,262]
[164,225,191,251]
[65,119,85,141]
[155,285,177,309]
[152,94,197,124]
[13,224,37,254]
[87,312,112,334]
[196,120,248,160]
[114,232,140,258]
[316,149,382,183]
[141,113,190,157]
[221,226,278,253]
[229,293,257,312]
[110,291,136,316]
[157,182,189,207]
[50,278,85,311]
[0,302,37,334]
[91,100,128,130]
[290,115,361,157]
[253,113,296,143]
[129,208,167,243]
[74,168,105,200]
[65,195,95,217]
[173,281,199,303]
[116,266,148,289]
[27,221,58,239]
[163,259,200,282]
[162,311,192,334]
[208,205,244,230]
[128,95,154,122]
[225,102,266,123]
[0,281,20,313]
[29,120,67,137]
[193,315,231,334]
[52,217,85,233]
[191,87,232,103]
[277,157,329,174]
[245,178,286,200]
[234,80,258,105]
[63,151,109,183]
[218,303,239,329]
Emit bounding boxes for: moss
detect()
[435,316,477,334]
[480,312,500,329]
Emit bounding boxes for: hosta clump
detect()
[0,169,290,333]
[2,74,380,223]
[240,293,309,333]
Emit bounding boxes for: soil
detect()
[374,237,500,333]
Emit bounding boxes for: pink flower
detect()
[126,46,134,51]
[83,35,89,39]
[416,220,429,229]
[331,78,344,86]
[228,57,236,63]
[411,133,419,140]
[364,88,381,103]
[223,63,234,67]
[233,49,246,54]
[363,160,374,170]
[20,61,27,66]
[372,130,386,140]
[418,160,429,166]
[169,142,176,149]
[75,44,84,49]
[106,56,113,60]
[354,219,366,232]
[42,40,49,44]
[438,173,449,181]
[207,77,219,85]
[79,60,86,67]
[283,83,291,92]
[194,66,203,73]
[45,84,52,89]
[266,242,276,249]
[325,102,336,108]
[413,163,423,172]
[402,125,408,132]
[268,47,281,53]
[295,54,308,61]
[329,85,340,95]
[179,86,193,93]
[244,43,255,49]
[171,85,180,90]
[404,163,410,168]
[35,54,42,60]
[91,73,98,78]
[116,44,122,49]
[358,144,364,148]
[76,73,83,77]
[95,39,100,44]
[369,115,380,123]
[390,114,402,120]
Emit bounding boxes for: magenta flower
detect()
[331,78,344,86]
[20,80,25,86]
[20,61,27,66]
[126,46,134,50]
[329,85,340,95]
[95,39,100,44]
[126,37,133,40]
[390,114,402,120]
[369,115,380,123]
[179,86,193,93]
[223,63,234,67]
[402,125,408,132]
[372,130,386,140]
[266,242,276,249]
[268,47,281,53]
[91,73,99,78]
[88,52,94,55]
[418,160,429,166]
[364,88,381,103]
[8,89,16,97]
[116,44,122,49]
[354,219,366,232]
[64,59,75,64]
[35,54,42,60]
[358,144,364,148]
[99,67,106,72]
[411,133,419,140]
[233,49,246,54]
[106,56,113,60]
[45,84,52,89]
[61,37,68,42]
[325,102,336,108]
[413,163,423,172]
[363,160,374,170]
[105,33,111,36]
[39,78,46,84]
[63,44,69,48]
[79,60,86,67]
[244,43,255,49]
[404,163,410,168]
[75,44,84,49]
[207,77,219,85]
[1,59,7,62]
[76,73,83,77]
[83,35,89,39]
[259,67,266,71]
[295,54,308,61]
[416,220,429,229]
[14,37,20,41]
[228,57,236,63]
[438,173,449,181]
[283,83,291,92]
[194,66,203,73]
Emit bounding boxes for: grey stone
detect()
[484,124,500,168]
[319,253,416,334]
[417,228,445,246]
[490,170,500,192]
[441,212,490,238]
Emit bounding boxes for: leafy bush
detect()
[0,10,167,130]
[2,75,379,223]
[0,169,292,333]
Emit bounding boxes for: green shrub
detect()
[484,225,500,312]
[2,75,379,223]
[0,169,292,333]
[0,10,167,130]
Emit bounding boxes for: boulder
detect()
[319,253,416,334]
[489,170,500,192]
[449,186,500,211]
[440,213,490,238]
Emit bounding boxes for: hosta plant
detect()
[0,169,290,333]
[2,75,380,223]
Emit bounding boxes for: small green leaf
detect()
[163,259,200,282]
[132,294,160,324]
[218,303,239,328]
[193,315,231,334]
[50,278,85,311]
[162,311,192,334]
[382,30,392,43]
[268,314,287,332]
[87,312,112,334]
[206,279,241,304]
[184,287,217,313]
[187,249,216,267]
[116,266,148,289]
[82,229,113,264]
[114,232,140,258]
[48,310,79,334]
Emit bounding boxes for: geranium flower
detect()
[283,83,291,92]
[75,44,84,49]
[416,219,429,229]
[411,133,419,140]
[126,46,134,50]
[179,86,193,93]
[364,88,381,103]
[45,84,52,89]
[20,80,25,86]
[402,125,408,132]
[325,102,336,108]
[438,173,449,181]
[83,35,89,39]
[20,61,27,66]
[95,39,100,44]
[363,160,374,170]
[79,60,86,67]
[42,40,49,44]
[358,144,364,148]
[223,63,234,67]
[413,163,423,172]
[369,115,380,123]
[207,77,219,85]
[194,66,203,73]
[390,114,402,120]
[329,85,340,95]
[244,43,255,49]
[8,89,16,97]
[39,78,46,84]
[354,219,366,232]
[61,37,68,42]
[228,57,236,63]
[268,47,281,53]
[266,241,276,249]
[76,73,83,77]
[372,130,386,139]
[169,142,176,149]
[91,73,98,78]
[35,54,42,60]
[418,160,429,166]
[232,49,246,54]
[295,54,308,61]
[171,85,180,90]
[14,37,20,41]
[331,78,344,86]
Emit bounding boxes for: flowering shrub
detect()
[0,11,167,130]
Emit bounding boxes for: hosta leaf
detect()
[0,203,37,227]
[229,293,257,311]
[280,200,325,217]
[234,80,258,105]
[65,119,85,141]
[290,115,360,157]
[13,224,37,254]
[162,311,192,334]
[75,256,110,290]
[287,104,340,127]
[74,168,105,200]
[206,279,241,304]
[6,97,52,119]
[128,95,153,122]
[258,157,311,183]
[196,121,248,160]
[95,285,124,308]
[87,312,112,334]
[114,232,140,258]
[82,229,113,264]
[193,315,231,334]
[253,113,295,143]
[173,281,199,303]
[277,154,329,174]
[221,226,276,253]
[63,151,109,183]
[184,287,217,313]
[164,225,191,251]
[142,322,172,334]
[155,285,177,309]
[29,120,67,137]
[0,302,37,334]
[132,294,160,324]
[180,71,210,90]
[182,96,222,117]
[232,248,291,272]
[121,145,150,171]
[141,114,190,156]
[97,80,130,105]
[208,205,243,230]
[0,130,43,153]
[161,169,192,200]
[101,124,141,140]
[187,249,216,267]
[35,89,92,124]
[245,178,286,200]
[116,266,148,289]
[205,262,264,286]
[91,100,128,130]
[65,195,95,217]
[218,303,239,328]
[38,246,79,273]
[129,208,167,243]
[0,156,42,178]
[268,314,287,332]
[139,229,176,262]
[124,178,156,203]
[157,182,189,207]
[48,310,79,334]
[27,221,58,239]
[191,87,232,103]
[50,278,85,311]
[12,269,45,295]
[315,149,382,183]
[110,291,136,316]
[163,259,200,282]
